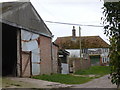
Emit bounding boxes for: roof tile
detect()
[55,36,109,49]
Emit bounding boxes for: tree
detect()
[102,1,120,88]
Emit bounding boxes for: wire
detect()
[45,20,104,27]
[31,1,103,28]
[31,0,104,28]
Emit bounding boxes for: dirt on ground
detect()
[1,75,118,89]
[2,77,72,89]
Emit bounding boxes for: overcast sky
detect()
[30,0,109,43]
[1,0,109,43]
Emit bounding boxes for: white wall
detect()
[66,48,110,63]
[66,49,84,58]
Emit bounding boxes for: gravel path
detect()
[72,75,117,88]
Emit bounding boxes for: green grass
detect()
[32,66,110,84]
[32,74,93,84]
[75,66,110,76]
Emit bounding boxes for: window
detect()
[82,49,84,53]
[105,57,106,63]
[102,57,107,63]
[102,57,104,63]
[106,48,108,52]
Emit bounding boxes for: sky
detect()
[30,0,109,43]
[1,0,109,43]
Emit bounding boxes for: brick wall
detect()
[52,44,59,73]
[73,57,91,73]
[39,35,52,75]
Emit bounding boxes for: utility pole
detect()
[79,26,82,64]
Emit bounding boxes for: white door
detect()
[61,63,69,74]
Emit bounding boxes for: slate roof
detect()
[0,2,52,37]
[55,36,109,49]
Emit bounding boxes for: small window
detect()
[105,57,106,63]
[102,57,104,63]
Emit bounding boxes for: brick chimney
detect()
[72,26,76,40]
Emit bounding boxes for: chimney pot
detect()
[72,26,76,38]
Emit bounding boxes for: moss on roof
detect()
[55,36,109,49]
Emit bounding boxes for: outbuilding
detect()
[1,2,53,77]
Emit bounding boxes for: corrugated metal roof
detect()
[0,2,52,37]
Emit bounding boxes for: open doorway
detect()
[2,23,17,76]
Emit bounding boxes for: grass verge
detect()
[32,66,110,84]
[32,74,94,84]
[74,66,110,76]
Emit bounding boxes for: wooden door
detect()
[21,51,32,77]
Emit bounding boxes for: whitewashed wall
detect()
[66,49,81,58]
[101,48,109,63]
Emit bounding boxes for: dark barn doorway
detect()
[2,23,17,76]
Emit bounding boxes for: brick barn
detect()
[1,2,53,77]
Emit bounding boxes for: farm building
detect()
[55,26,110,72]
[52,42,59,74]
[1,2,54,77]
[58,49,70,74]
